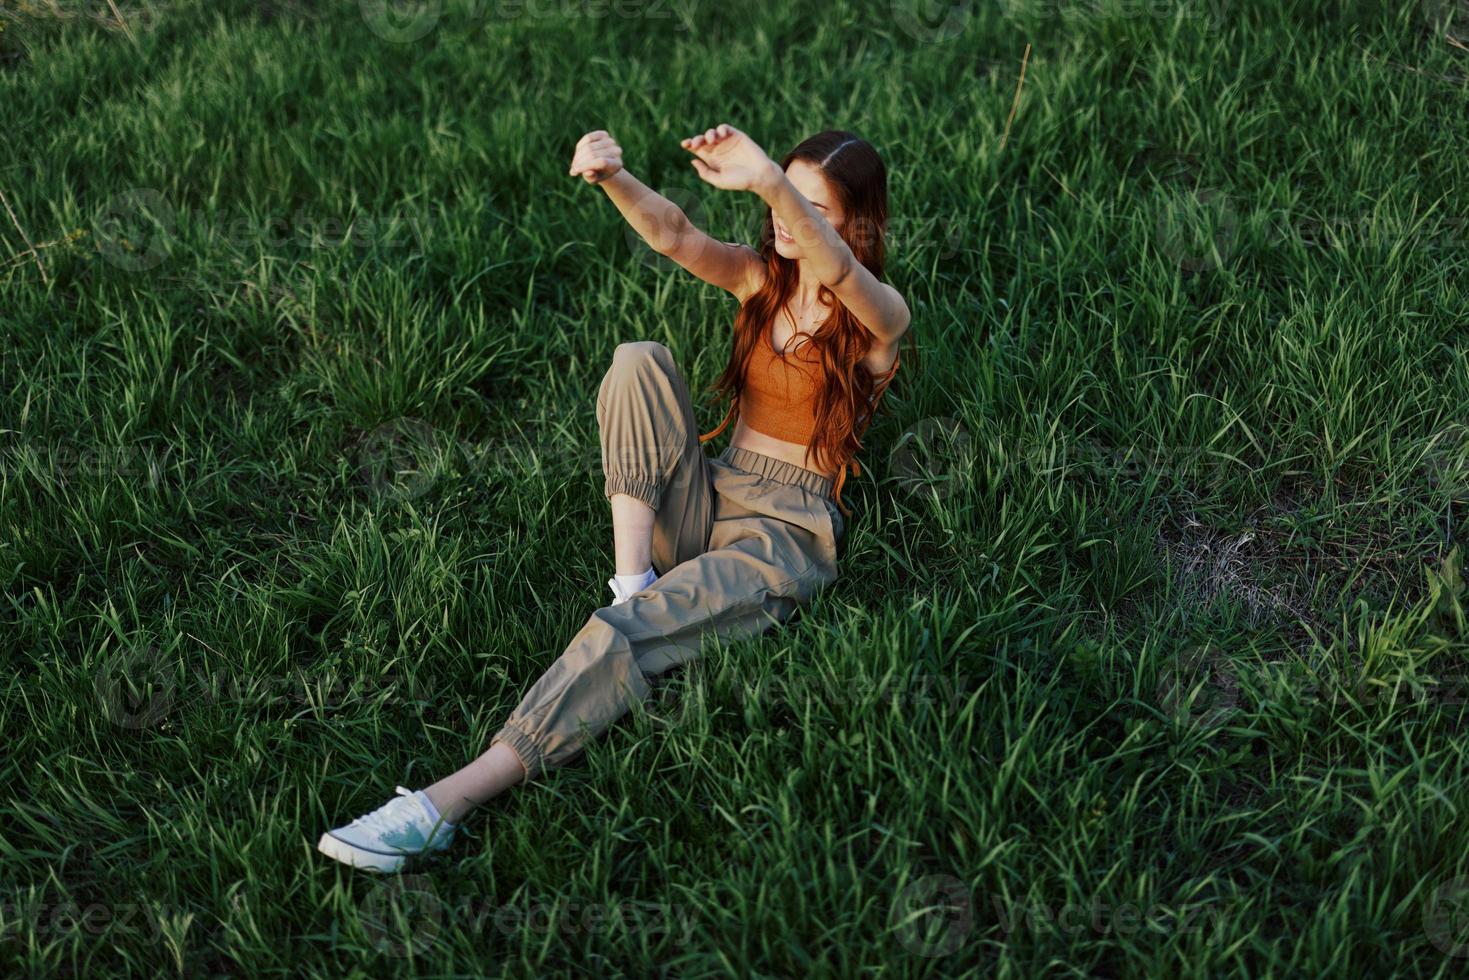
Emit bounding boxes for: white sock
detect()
[609,567,657,605]
[414,790,454,828]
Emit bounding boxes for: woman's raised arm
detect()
[571,130,764,302]
[680,124,910,346]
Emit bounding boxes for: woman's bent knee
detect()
[607,341,674,381]
[599,341,680,421]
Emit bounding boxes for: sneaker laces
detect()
[347,786,423,836]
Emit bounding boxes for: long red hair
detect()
[706,131,902,480]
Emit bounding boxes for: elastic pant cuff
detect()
[490,722,544,784]
[604,474,660,512]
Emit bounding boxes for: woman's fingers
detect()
[579,138,617,158]
[570,130,617,176]
[689,158,741,191]
[679,124,760,191]
[572,153,619,182]
[570,127,621,178]
[572,146,609,171]
[681,125,738,154]
[570,152,599,176]
[579,156,614,174]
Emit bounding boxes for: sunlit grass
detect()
[2,0,1468,975]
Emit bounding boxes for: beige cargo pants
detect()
[490,341,844,780]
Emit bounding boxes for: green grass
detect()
[2,0,1468,975]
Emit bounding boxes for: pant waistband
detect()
[719,446,834,499]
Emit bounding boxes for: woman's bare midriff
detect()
[728,419,836,478]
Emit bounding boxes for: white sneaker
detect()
[317,786,456,873]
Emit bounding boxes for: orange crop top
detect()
[740,330,824,444]
[699,327,900,513]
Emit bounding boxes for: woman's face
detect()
[773,159,845,260]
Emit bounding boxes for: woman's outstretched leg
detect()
[421,341,711,821]
[317,341,716,871]
[421,743,525,824]
[429,342,715,810]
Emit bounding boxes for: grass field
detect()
[3,0,1469,975]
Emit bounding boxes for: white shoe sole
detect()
[317,832,409,873]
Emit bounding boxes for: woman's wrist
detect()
[598,169,634,192]
[751,160,787,201]
[598,169,648,209]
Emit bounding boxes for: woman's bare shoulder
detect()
[729,244,767,303]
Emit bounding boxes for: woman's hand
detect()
[681,124,781,194]
[569,130,624,184]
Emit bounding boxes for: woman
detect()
[318,123,911,872]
